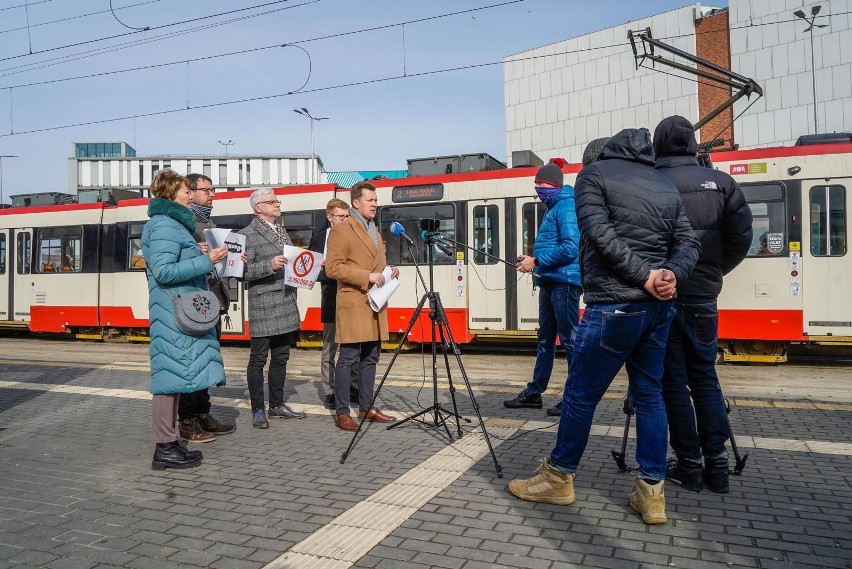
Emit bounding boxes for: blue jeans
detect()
[662,300,729,469]
[550,301,675,481]
[526,283,582,395]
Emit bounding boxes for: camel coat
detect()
[325,215,389,344]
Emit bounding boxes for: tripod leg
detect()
[724,398,748,475]
[341,293,429,465]
[437,322,468,438]
[434,294,503,477]
[611,394,634,473]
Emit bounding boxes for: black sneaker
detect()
[666,462,703,492]
[704,468,730,493]
[324,393,336,409]
[504,390,543,409]
[546,401,563,416]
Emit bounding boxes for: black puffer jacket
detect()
[575,128,701,304]
[654,115,753,300]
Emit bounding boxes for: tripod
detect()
[340,231,503,477]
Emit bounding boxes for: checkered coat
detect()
[239,217,300,338]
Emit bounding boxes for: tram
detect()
[0,141,849,362]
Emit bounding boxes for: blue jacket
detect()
[533,185,581,287]
[143,198,225,395]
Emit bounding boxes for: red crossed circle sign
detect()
[293,251,315,277]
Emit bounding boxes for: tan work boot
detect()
[508,458,576,505]
[629,477,667,524]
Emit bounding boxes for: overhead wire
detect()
[108,0,152,32]
[0,0,53,12]
[0,0,160,35]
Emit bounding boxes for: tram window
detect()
[473,205,500,264]
[810,185,847,257]
[16,233,31,275]
[281,212,314,249]
[743,189,786,256]
[128,223,146,270]
[0,234,5,275]
[37,227,82,272]
[522,202,547,257]
[379,204,455,265]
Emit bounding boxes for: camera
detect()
[419,218,440,232]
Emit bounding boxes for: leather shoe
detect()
[269,404,307,419]
[179,418,216,443]
[152,441,202,470]
[197,413,235,435]
[336,414,359,431]
[358,408,397,423]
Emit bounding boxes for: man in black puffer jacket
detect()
[509,129,701,525]
[654,115,753,494]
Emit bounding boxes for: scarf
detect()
[147,198,196,234]
[259,216,289,247]
[190,203,213,224]
[350,209,378,247]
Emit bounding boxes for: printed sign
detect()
[392,184,444,203]
[730,162,767,175]
[767,232,785,254]
[204,229,246,278]
[282,245,322,289]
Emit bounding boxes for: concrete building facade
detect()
[68,142,325,197]
[504,1,852,165]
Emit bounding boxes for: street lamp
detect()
[217,139,235,157]
[293,107,329,184]
[0,155,19,207]
[794,5,828,134]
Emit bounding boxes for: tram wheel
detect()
[732,339,787,358]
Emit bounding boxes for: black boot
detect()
[704,468,730,493]
[152,441,202,470]
[666,461,703,492]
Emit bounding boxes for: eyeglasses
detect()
[329,214,349,220]
[258,199,281,206]
[194,188,215,194]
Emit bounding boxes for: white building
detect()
[68,142,325,196]
[503,1,852,164]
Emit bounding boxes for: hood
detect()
[653,115,697,157]
[542,184,574,208]
[598,128,656,166]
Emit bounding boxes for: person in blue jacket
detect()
[142,169,229,470]
[504,161,581,416]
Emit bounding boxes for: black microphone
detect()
[421,231,455,257]
[389,221,415,246]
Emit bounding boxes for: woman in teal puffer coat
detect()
[142,170,228,470]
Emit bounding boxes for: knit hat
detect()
[535,162,563,187]
[582,137,611,166]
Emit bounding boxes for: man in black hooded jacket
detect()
[653,115,753,494]
[509,129,701,525]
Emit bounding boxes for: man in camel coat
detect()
[325,181,400,431]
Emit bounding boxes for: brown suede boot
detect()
[178,418,216,443]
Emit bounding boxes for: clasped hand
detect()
[644,268,676,301]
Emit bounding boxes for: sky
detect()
[0,0,721,198]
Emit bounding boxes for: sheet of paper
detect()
[204,228,245,278]
[368,266,400,312]
[282,244,323,290]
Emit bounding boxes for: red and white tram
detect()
[1,141,849,362]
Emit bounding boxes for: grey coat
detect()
[238,217,301,338]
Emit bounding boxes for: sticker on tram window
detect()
[789,241,800,251]
[767,232,785,254]
[392,184,444,203]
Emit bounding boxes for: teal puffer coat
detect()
[142,198,225,395]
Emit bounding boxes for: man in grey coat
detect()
[239,188,306,429]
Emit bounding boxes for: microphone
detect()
[421,231,455,257]
[389,221,415,246]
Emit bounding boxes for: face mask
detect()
[535,185,560,202]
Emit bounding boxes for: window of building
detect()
[810,185,847,257]
[125,143,136,157]
[219,162,227,186]
[246,162,251,185]
[473,204,500,264]
[280,212,314,249]
[238,162,244,185]
[203,160,212,179]
[521,202,547,257]
[128,223,146,270]
[16,232,31,275]
[379,204,456,265]
[0,233,5,275]
[37,227,82,272]
[743,183,786,257]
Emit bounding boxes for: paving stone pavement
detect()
[0,339,850,569]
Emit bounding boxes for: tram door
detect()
[220,278,245,336]
[467,201,506,331]
[515,200,546,330]
[12,228,33,323]
[803,183,852,337]
[0,229,8,321]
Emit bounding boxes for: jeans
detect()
[662,300,729,469]
[247,332,292,411]
[335,341,380,416]
[526,283,582,396]
[550,301,675,481]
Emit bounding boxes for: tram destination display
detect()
[392,184,444,203]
